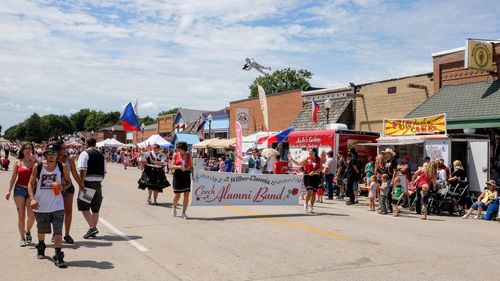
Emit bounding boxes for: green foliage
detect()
[70,109,92,132]
[139,115,156,126]
[248,68,313,98]
[158,108,178,116]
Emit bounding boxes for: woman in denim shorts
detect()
[5,143,37,246]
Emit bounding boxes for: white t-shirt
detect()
[437,169,447,181]
[266,157,276,172]
[326,157,335,174]
[35,165,64,213]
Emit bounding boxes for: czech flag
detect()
[120,102,141,131]
[312,100,320,123]
[258,126,294,146]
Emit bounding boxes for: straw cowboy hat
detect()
[381,148,396,156]
[485,180,497,188]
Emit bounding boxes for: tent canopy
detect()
[138,134,171,148]
[192,138,221,149]
[242,131,276,152]
[96,138,124,148]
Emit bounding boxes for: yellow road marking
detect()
[222,206,349,240]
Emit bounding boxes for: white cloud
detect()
[0,0,499,130]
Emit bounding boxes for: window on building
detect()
[387,86,397,94]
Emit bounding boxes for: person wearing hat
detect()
[462,180,498,219]
[28,143,71,268]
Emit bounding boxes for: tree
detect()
[158,108,178,116]
[84,110,104,131]
[248,68,313,98]
[102,111,121,127]
[25,113,43,142]
[0,124,2,136]
[139,115,156,126]
[70,109,92,132]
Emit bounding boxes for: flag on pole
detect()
[257,85,269,130]
[120,102,141,131]
[196,115,207,132]
[312,100,320,123]
[133,98,138,115]
[258,126,294,146]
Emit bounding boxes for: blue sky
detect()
[1,0,499,130]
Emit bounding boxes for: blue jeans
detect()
[325,174,335,199]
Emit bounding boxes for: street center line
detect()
[99,218,149,252]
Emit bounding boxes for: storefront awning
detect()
[407,80,500,129]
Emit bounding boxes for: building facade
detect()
[355,73,434,133]
[157,113,176,136]
[229,89,303,138]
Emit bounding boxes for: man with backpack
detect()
[77,138,106,239]
[28,143,71,268]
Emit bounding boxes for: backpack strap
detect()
[37,160,65,180]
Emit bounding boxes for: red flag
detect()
[312,100,319,123]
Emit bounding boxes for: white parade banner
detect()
[192,171,302,206]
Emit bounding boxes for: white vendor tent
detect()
[138,134,171,148]
[96,138,124,148]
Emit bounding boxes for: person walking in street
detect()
[413,162,437,215]
[56,141,85,244]
[138,144,170,205]
[77,138,106,239]
[28,143,71,268]
[170,141,193,219]
[345,147,361,205]
[289,148,322,213]
[335,152,347,199]
[5,142,37,246]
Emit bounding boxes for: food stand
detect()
[363,114,489,192]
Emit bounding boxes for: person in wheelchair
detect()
[461,180,498,219]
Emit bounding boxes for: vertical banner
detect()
[258,85,269,130]
[235,121,243,173]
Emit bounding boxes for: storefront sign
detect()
[235,108,250,129]
[383,114,446,136]
[192,171,302,206]
[425,140,449,165]
[465,39,494,72]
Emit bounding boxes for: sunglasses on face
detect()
[46,152,58,156]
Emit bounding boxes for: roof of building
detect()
[142,124,157,131]
[100,125,123,131]
[407,80,500,121]
[230,89,302,104]
[178,108,208,124]
[291,99,352,131]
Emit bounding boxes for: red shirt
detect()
[16,164,32,187]
[174,153,192,169]
[304,157,320,174]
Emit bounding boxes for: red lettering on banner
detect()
[253,186,285,202]
[194,185,216,196]
[206,184,252,203]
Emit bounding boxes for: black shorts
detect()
[62,184,75,196]
[304,174,321,192]
[35,210,64,235]
[77,181,103,213]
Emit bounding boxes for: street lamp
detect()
[324,98,332,125]
[207,114,213,139]
[111,126,115,140]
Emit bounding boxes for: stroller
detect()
[428,181,469,216]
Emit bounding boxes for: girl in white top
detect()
[368,175,379,211]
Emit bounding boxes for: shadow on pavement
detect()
[94,234,144,242]
[63,240,113,249]
[64,260,115,269]
[155,202,173,208]
[189,213,349,221]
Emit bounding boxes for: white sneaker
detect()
[461,215,468,219]
[303,203,308,212]
[172,208,177,217]
[472,215,479,220]
[181,213,188,220]
[309,207,314,213]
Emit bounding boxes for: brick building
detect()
[229,89,303,138]
[355,73,434,133]
[133,124,158,144]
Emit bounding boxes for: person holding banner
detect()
[170,141,192,219]
[138,144,170,205]
[289,148,322,213]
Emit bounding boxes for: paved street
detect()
[1,163,499,281]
